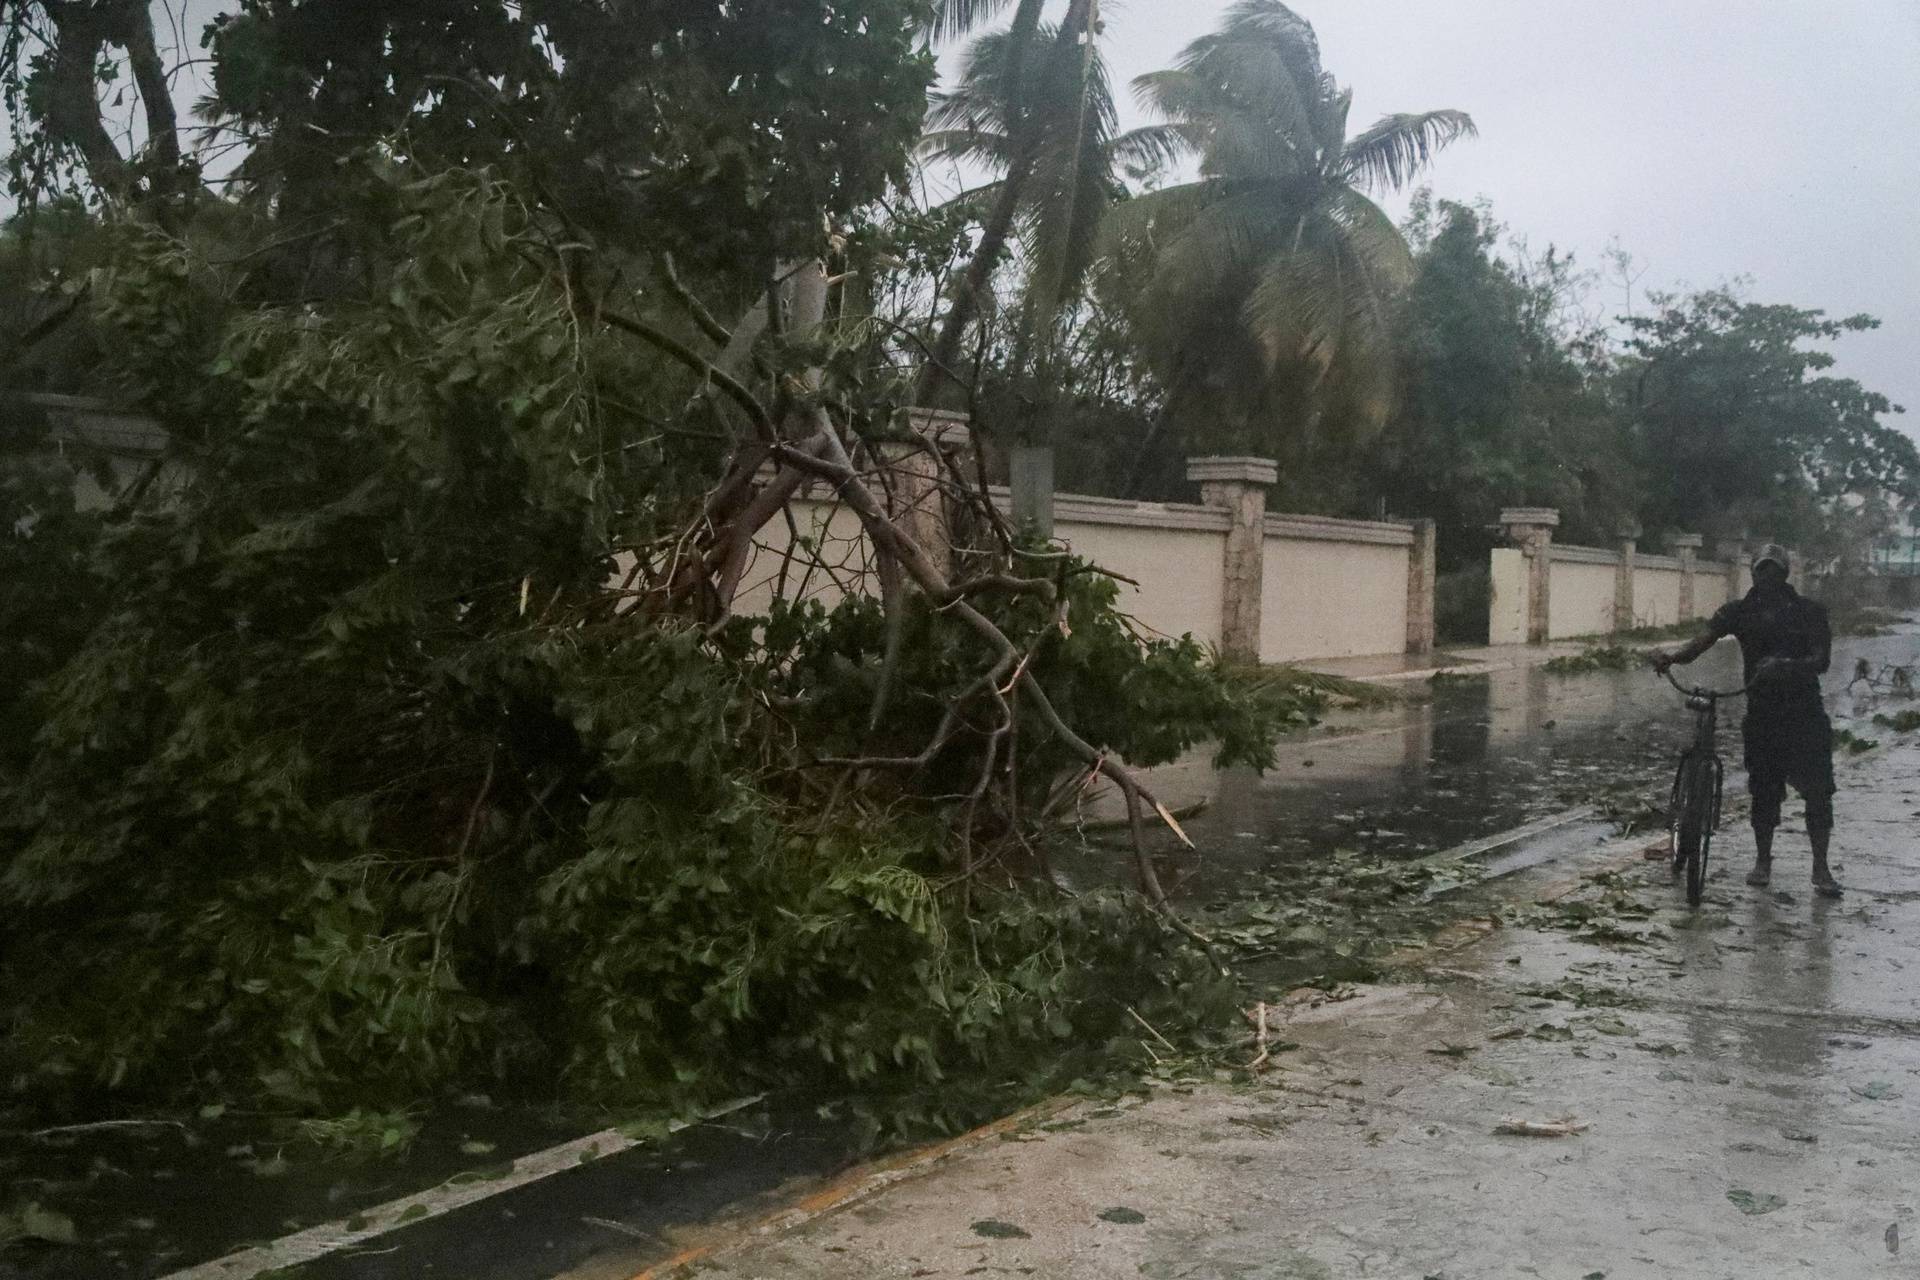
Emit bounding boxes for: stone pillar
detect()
[1671,532,1704,622]
[1189,456,1279,663]
[1008,445,1055,541]
[1500,507,1561,645]
[1405,518,1437,655]
[887,408,972,576]
[1613,521,1640,634]
[1716,532,1748,602]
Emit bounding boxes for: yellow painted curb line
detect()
[627,1096,1076,1279]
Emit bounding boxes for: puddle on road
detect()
[1060,648,1753,904]
[1071,622,1915,905]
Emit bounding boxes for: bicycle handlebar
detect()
[1659,665,1756,699]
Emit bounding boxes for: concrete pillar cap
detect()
[1187,456,1279,487]
[1615,520,1642,540]
[1669,533,1705,550]
[1499,507,1561,529]
[903,407,973,451]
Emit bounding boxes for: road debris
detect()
[1494,1116,1588,1138]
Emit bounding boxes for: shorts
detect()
[1743,706,1836,832]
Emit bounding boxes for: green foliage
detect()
[1621,290,1920,544]
[1872,710,1920,734]
[0,1200,77,1248]
[1833,727,1879,756]
[1543,645,1640,676]
[1114,1,1474,450]
[1434,567,1490,645]
[296,1107,422,1160]
[1368,200,1627,564]
[0,201,108,391]
[0,163,1273,1139]
[0,405,110,773]
[1201,847,1484,984]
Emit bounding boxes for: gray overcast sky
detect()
[12,2,1918,440]
[1058,0,1920,437]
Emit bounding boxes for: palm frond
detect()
[1108,124,1194,178]
[1312,85,1352,171]
[921,0,1020,44]
[916,127,1015,168]
[1339,110,1477,193]
[1243,219,1348,374]
[1242,196,1410,400]
[1324,188,1416,288]
[1210,1,1323,70]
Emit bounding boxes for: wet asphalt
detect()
[675,622,1920,1280]
[4,624,1912,1280]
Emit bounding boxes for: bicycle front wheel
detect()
[1678,755,1716,907]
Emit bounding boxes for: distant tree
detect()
[0,200,106,391]
[1371,199,1629,568]
[1618,289,1919,547]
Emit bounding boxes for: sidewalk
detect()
[662,728,1920,1279]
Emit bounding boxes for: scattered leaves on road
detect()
[0,1201,79,1247]
[971,1219,1030,1239]
[1727,1189,1786,1216]
[1098,1207,1147,1224]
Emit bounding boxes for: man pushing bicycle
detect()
[1652,544,1840,898]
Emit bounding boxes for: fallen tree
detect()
[0,161,1301,1136]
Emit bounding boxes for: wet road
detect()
[675,625,1920,1279]
[5,625,1911,1280]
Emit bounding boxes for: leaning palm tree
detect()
[921,20,1177,367]
[910,0,1107,407]
[1116,0,1475,450]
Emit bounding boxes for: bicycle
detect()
[1659,666,1755,907]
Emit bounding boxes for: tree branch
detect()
[598,306,777,443]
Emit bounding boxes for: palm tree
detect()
[1116,0,1475,452]
[920,21,1176,376]
[910,0,1104,408]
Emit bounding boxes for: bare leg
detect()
[1746,823,1774,887]
[1811,827,1841,898]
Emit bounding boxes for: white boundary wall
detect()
[1631,555,1687,630]
[1261,515,1414,662]
[732,488,1421,664]
[1491,535,1736,644]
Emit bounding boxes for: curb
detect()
[627,1097,1076,1279]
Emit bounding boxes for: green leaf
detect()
[971,1219,1030,1239]
[1726,1189,1786,1216]
[616,1117,672,1142]
[1097,1206,1146,1224]
[1,1202,79,1246]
